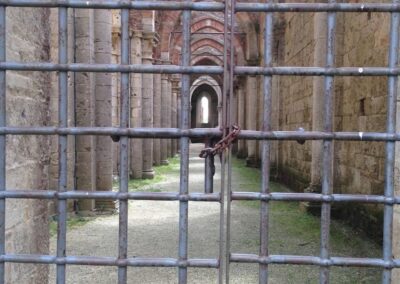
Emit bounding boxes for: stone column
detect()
[74,9,96,211]
[237,84,247,158]
[171,77,179,156]
[246,75,258,167]
[130,31,143,179]
[167,79,173,157]
[161,72,171,164]
[94,9,114,209]
[177,83,182,153]
[141,32,156,179]
[306,13,327,194]
[153,63,162,166]
[111,14,121,176]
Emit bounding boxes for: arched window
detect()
[201,96,209,124]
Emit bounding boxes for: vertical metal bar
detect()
[260,3,273,283]
[204,139,213,194]
[179,3,191,284]
[320,1,336,283]
[57,6,68,284]
[0,5,5,284]
[383,1,400,283]
[118,8,130,284]
[223,0,234,282]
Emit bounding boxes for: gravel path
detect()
[50,144,382,283]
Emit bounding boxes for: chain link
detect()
[199,125,241,158]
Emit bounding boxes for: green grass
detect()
[112,156,180,192]
[231,156,381,282]
[49,216,91,237]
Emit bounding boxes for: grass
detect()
[49,215,91,238]
[112,156,180,192]
[231,156,381,282]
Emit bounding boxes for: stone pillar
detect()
[246,75,258,167]
[130,31,143,179]
[94,9,114,209]
[306,13,327,194]
[177,83,182,153]
[111,13,121,176]
[153,63,162,166]
[141,32,156,179]
[161,72,171,164]
[75,9,96,211]
[167,78,173,157]
[171,77,179,156]
[237,84,247,158]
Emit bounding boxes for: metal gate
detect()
[1,1,400,283]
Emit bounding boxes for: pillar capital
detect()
[130,29,143,39]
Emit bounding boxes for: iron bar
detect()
[0,191,221,201]
[6,62,400,76]
[0,254,219,268]
[319,1,336,282]
[6,128,400,142]
[0,0,224,11]
[0,5,4,284]
[118,8,130,284]
[4,1,400,13]
[56,6,68,284]
[382,1,400,282]
[231,192,400,204]
[235,3,400,13]
[179,2,191,283]
[231,254,400,268]
[259,2,273,283]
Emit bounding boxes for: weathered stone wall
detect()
[275,11,314,191]
[274,5,391,240]
[5,7,52,283]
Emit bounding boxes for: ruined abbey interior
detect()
[4,1,400,283]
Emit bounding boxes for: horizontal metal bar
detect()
[1,254,219,268]
[0,62,223,74]
[0,127,221,138]
[231,254,398,268]
[3,127,400,142]
[236,3,400,13]
[5,62,400,76]
[231,192,399,204]
[0,0,224,11]
[0,191,221,201]
[234,66,400,76]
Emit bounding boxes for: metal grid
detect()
[0,1,399,284]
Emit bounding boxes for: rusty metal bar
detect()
[319,1,336,282]
[259,2,273,282]
[383,1,400,283]
[0,0,225,10]
[231,254,400,268]
[8,127,400,142]
[56,6,68,284]
[235,2,400,12]
[222,0,234,282]
[0,5,5,284]
[118,8,130,284]
[0,254,219,268]
[179,2,191,283]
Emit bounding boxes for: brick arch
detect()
[156,9,252,65]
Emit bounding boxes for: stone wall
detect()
[5,7,52,283]
[273,6,391,240]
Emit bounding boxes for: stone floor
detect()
[50,143,382,283]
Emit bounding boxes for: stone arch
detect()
[190,76,222,128]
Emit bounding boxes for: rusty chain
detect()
[199,125,241,158]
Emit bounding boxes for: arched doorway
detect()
[190,83,219,129]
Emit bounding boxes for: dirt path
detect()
[50,144,381,283]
